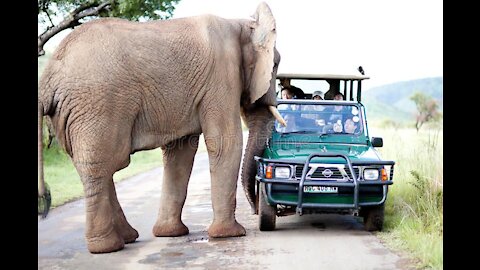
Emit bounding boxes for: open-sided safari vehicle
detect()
[254,73,395,231]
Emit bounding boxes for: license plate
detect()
[303,186,338,193]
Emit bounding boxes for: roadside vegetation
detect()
[369,123,443,269]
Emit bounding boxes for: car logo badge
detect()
[322,169,333,178]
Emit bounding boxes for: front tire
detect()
[258,183,276,231]
[361,204,385,231]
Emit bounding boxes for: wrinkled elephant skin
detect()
[38,2,280,253]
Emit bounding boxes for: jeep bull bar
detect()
[254,153,395,215]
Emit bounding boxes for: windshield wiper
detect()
[280,130,314,136]
[318,132,333,138]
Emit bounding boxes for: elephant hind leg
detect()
[153,135,199,237]
[76,170,125,253]
[71,125,136,253]
[109,180,139,243]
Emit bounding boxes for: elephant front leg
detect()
[153,135,199,237]
[204,131,246,238]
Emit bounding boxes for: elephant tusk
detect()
[269,106,286,127]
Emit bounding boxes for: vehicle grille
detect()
[295,165,360,180]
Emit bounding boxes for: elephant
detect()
[38,2,285,254]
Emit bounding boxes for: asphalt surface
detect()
[38,152,415,270]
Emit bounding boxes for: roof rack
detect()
[277,73,370,102]
[277,73,370,81]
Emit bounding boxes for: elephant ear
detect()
[248,2,277,104]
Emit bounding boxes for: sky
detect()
[40,0,443,90]
[173,0,443,90]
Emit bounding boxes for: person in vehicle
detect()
[278,112,318,133]
[312,91,324,100]
[281,88,294,99]
[333,92,344,101]
[324,79,341,100]
[328,93,346,121]
[279,78,305,99]
[303,91,326,123]
[344,118,359,134]
[278,113,298,132]
[323,102,347,133]
[329,94,345,120]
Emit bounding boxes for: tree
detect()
[410,92,441,132]
[38,0,180,57]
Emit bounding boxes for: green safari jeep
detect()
[255,73,395,231]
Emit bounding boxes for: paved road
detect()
[38,152,414,270]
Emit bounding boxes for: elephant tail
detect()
[38,100,51,218]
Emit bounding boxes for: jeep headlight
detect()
[275,167,291,179]
[363,169,379,180]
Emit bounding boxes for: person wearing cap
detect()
[312,91,324,100]
[302,90,326,125]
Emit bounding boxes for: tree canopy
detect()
[38,0,180,56]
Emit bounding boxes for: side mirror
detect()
[371,137,383,147]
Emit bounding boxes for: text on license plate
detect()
[303,186,338,193]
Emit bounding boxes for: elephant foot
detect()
[118,225,139,244]
[86,228,125,254]
[208,220,246,238]
[113,218,139,244]
[112,208,139,243]
[152,220,189,237]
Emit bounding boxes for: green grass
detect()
[43,145,83,207]
[369,125,443,269]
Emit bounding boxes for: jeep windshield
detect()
[275,101,364,136]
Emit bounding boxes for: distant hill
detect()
[362,77,443,124]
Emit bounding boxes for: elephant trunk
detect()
[241,105,275,214]
[38,101,51,218]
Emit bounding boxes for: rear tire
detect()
[258,183,276,231]
[361,204,385,232]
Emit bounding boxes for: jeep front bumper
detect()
[255,153,395,215]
